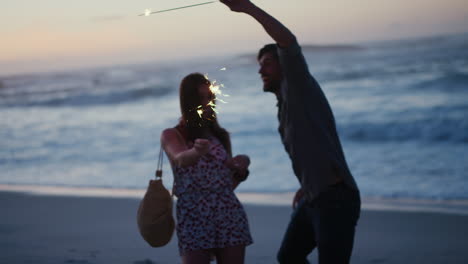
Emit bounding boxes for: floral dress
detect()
[171,136,253,255]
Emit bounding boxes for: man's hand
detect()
[292,188,304,209]
[220,0,254,13]
[193,138,210,156]
[220,0,295,48]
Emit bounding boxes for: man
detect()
[220,1,361,263]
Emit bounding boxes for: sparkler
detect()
[139,1,217,16]
[193,70,229,124]
[138,3,230,125]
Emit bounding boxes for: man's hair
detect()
[257,43,278,61]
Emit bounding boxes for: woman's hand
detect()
[161,128,211,167]
[193,138,210,156]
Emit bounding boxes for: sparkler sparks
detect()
[192,71,229,124]
[207,101,218,113]
[210,80,222,96]
[197,107,204,119]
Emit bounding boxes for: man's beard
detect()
[263,80,280,93]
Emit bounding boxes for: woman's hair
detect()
[178,73,232,156]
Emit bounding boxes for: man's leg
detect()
[277,199,316,264]
[312,185,361,264]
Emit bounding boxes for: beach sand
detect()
[2,190,468,264]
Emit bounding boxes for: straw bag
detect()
[137,146,175,247]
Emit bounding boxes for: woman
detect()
[161,73,253,264]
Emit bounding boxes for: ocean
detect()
[1,33,467,204]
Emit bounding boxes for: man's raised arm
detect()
[220,0,295,48]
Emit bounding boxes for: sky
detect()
[1,0,467,75]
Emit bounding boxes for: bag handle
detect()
[155,145,163,179]
[156,143,175,197]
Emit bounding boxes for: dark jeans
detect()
[277,183,361,264]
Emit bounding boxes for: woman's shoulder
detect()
[161,126,180,139]
[161,125,188,145]
[161,127,177,137]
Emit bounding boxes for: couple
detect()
[161,1,361,263]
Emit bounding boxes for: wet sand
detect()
[1,190,468,264]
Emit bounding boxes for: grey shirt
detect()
[277,40,359,202]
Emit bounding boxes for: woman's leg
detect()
[215,245,246,264]
[182,249,212,264]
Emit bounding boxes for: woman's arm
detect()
[161,128,210,167]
